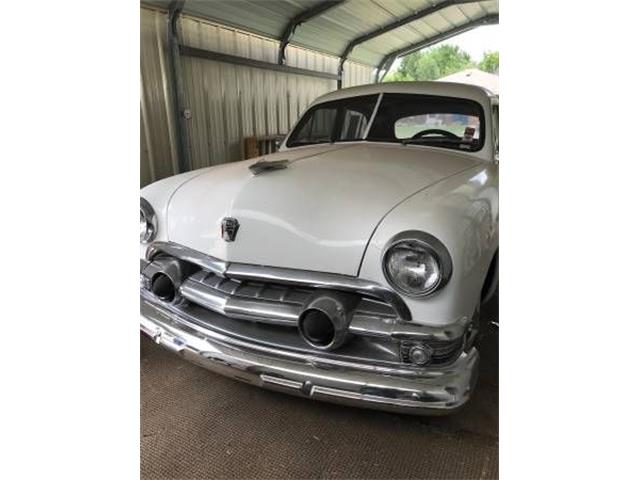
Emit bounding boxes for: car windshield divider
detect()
[363,93,384,139]
[329,105,344,143]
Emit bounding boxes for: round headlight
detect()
[140,198,157,243]
[383,232,452,297]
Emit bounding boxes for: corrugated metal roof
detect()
[144,1,323,39]
[143,1,498,66]
[354,1,498,65]
[140,5,373,185]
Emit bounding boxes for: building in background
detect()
[438,68,498,94]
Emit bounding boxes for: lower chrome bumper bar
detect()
[140,297,479,415]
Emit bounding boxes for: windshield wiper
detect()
[287,140,330,147]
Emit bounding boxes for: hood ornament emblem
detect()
[221,217,240,242]
[249,159,289,175]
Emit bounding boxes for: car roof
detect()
[312,81,495,108]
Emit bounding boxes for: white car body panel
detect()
[163,142,481,276]
[359,162,498,325]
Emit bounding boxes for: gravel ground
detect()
[141,293,498,479]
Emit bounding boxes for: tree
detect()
[396,51,424,80]
[384,44,474,82]
[478,51,499,73]
[383,71,402,82]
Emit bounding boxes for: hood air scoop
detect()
[249,159,289,175]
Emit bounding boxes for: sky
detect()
[389,24,499,71]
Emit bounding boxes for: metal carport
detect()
[148,0,498,82]
[141,0,498,186]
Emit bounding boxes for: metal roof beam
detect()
[181,45,340,80]
[278,0,346,65]
[337,0,478,86]
[375,13,498,82]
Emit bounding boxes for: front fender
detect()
[359,163,498,326]
[140,167,215,257]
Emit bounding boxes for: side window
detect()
[295,107,336,143]
[492,104,499,159]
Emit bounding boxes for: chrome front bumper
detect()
[140,296,479,415]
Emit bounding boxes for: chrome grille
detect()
[180,270,397,329]
[141,242,468,366]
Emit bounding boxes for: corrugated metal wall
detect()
[140,6,374,186]
[140,7,180,186]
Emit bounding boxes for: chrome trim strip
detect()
[146,241,411,321]
[146,241,228,276]
[349,315,470,342]
[179,278,227,315]
[140,297,479,415]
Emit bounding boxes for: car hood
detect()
[167,143,479,276]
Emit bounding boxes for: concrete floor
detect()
[141,293,498,479]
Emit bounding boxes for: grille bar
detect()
[180,277,300,326]
[146,241,411,321]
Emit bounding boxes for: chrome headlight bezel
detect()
[140,197,157,244]
[382,231,453,298]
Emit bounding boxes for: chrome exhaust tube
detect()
[142,257,197,303]
[298,292,359,351]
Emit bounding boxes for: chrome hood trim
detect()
[147,241,228,276]
[249,159,289,175]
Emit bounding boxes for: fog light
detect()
[408,346,432,365]
[400,342,434,366]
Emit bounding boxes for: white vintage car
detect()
[140,81,499,415]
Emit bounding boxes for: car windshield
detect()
[287,93,484,152]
